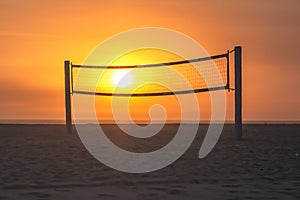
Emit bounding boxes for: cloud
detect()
[0,31,59,38]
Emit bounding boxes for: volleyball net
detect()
[64,46,242,138]
[70,52,230,97]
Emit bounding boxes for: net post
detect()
[64,60,72,132]
[234,46,242,139]
[226,50,230,91]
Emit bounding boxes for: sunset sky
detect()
[0,0,299,122]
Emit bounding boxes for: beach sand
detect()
[0,124,299,200]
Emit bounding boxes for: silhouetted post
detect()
[234,46,242,139]
[64,60,72,132]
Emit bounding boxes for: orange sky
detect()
[0,0,299,122]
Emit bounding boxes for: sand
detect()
[0,124,299,200]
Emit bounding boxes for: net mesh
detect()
[72,53,229,96]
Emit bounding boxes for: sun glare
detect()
[112,70,133,88]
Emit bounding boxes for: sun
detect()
[112,70,133,88]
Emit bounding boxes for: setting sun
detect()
[112,70,133,88]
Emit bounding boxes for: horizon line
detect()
[0,119,300,125]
